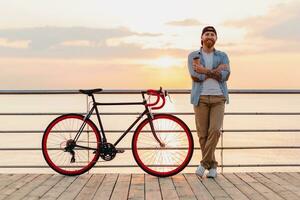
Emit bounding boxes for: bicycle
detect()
[42,88,194,177]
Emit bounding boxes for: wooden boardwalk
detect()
[0,172,300,200]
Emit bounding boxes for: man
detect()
[187,26,230,178]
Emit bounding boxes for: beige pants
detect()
[193,95,225,169]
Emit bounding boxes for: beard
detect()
[203,38,215,48]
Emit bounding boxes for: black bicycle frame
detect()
[73,92,158,150]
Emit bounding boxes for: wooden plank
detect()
[2,172,299,200]
[201,177,232,200]
[23,174,64,200]
[75,174,105,200]
[223,173,265,200]
[235,173,284,200]
[0,174,27,191]
[274,172,300,187]
[0,174,9,180]
[110,174,131,200]
[145,174,162,200]
[57,174,92,200]
[40,175,77,200]
[0,174,13,186]
[159,176,179,200]
[288,172,300,181]
[262,173,300,198]
[128,174,144,200]
[214,174,249,200]
[0,174,39,200]
[184,174,214,200]
[172,174,197,200]
[248,172,299,200]
[0,174,10,190]
[92,173,118,200]
[5,174,52,200]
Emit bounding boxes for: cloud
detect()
[0,26,184,59]
[224,1,300,40]
[0,40,188,60]
[222,1,300,53]
[0,27,125,50]
[262,17,300,41]
[61,40,93,47]
[165,19,202,27]
[0,38,30,48]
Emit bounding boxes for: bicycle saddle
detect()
[79,88,103,96]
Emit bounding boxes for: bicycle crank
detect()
[99,143,125,161]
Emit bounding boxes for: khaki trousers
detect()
[193,95,225,169]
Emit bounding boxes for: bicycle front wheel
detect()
[42,114,101,176]
[132,114,193,177]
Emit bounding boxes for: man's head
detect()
[201,26,217,48]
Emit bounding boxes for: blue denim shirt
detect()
[188,48,230,106]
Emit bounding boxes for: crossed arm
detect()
[188,54,230,82]
[191,64,227,82]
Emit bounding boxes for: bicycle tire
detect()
[42,114,101,176]
[132,114,193,177]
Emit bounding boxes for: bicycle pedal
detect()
[116,149,125,153]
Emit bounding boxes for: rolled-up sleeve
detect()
[220,53,231,82]
[187,53,206,81]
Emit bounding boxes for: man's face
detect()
[201,31,217,48]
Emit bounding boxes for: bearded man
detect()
[187,26,231,178]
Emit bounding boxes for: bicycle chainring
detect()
[99,143,117,161]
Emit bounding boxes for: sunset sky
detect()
[1,0,300,90]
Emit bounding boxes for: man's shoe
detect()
[195,165,205,177]
[207,168,217,178]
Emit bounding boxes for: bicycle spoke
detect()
[133,114,193,177]
[43,115,100,175]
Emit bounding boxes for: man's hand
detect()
[191,76,200,82]
[193,64,210,74]
[214,64,228,72]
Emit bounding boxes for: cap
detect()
[201,26,217,36]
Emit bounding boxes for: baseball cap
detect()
[201,26,217,36]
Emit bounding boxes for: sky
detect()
[0,0,300,90]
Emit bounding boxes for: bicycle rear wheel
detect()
[132,114,193,177]
[42,114,101,176]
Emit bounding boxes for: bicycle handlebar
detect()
[143,87,166,110]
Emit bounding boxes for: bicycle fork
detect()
[147,114,165,148]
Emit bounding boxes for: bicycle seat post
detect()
[89,93,107,143]
[90,94,96,104]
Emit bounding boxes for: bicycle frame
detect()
[72,92,159,151]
